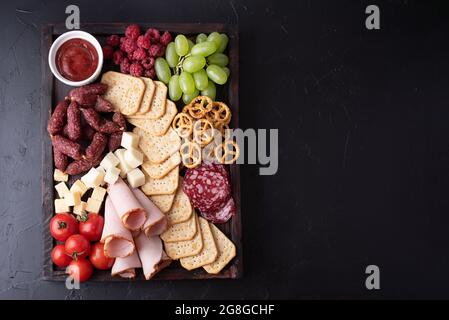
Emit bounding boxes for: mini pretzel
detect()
[179,141,201,168]
[202,141,217,163]
[172,112,193,138]
[215,123,231,140]
[193,119,215,146]
[215,140,240,164]
[184,96,213,119]
[210,102,231,125]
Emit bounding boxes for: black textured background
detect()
[1,0,449,299]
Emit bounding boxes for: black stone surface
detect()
[1,0,449,299]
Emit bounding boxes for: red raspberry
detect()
[112,50,125,65]
[129,62,144,77]
[132,47,147,61]
[125,24,141,40]
[120,58,131,74]
[160,31,172,46]
[121,37,137,54]
[145,28,160,43]
[141,57,155,69]
[102,45,114,59]
[106,35,120,47]
[144,68,156,79]
[148,44,165,57]
[137,35,151,49]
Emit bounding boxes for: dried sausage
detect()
[98,120,122,134]
[67,101,82,141]
[94,96,114,113]
[108,132,122,152]
[47,99,69,135]
[112,112,127,130]
[65,155,102,175]
[82,124,96,141]
[53,148,68,172]
[85,132,107,159]
[51,135,83,160]
[69,83,107,106]
[80,107,102,131]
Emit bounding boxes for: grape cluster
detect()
[154,32,230,103]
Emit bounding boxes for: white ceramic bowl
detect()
[48,30,103,87]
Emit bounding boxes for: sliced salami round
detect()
[200,197,236,224]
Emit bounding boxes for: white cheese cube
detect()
[55,199,70,213]
[91,186,106,202]
[55,182,70,198]
[70,180,88,197]
[65,192,81,207]
[114,148,132,178]
[126,168,146,188]
[95,166,106,186]
[73,201,87,215]
[124,148,143,169]
[53,169,68,182]
[81,168,104,188]
[86,197,102,214]
[104,166,121,185]
[100,152,120,171]
[121,132,139,150]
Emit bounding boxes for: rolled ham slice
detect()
[101,196,135,258]
[132,188,167,237]
[134,232,164,280]
[111,250,142,278]
[155,250,172,273]
[108,178,147,231]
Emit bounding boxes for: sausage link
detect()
[67,101,82,141]
[69,83,108,106]
[108,132,122,152]
[62,124,70,138]
[94,96,114,113]
[82,124,96,141]
[53,148,68,172]
[112,112,127,130]
[47,99,69,135]
[51,135,83,160]
[80,107,103,131]
[98,120,122,134]
[85,132,107,159]
[65,154,102,175]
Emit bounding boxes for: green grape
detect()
[222,67,230,77]
[190,41,217,57]
[216,33,229,53]
[200,81,216,100]
[193,69,209,91]
[168,75,182,101]
[187,39,195,53]
[165,42,179,68]
[182,89,200,104]
[175,34,189,56]
[179,71,195,94]
[207,32,222,48]
[196,33,208,43]
[183,56,206,73]
[154,57,171,84]
[206,65,228,85]
[207,53,229,67]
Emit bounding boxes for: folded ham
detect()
[108,178,147,231]
[155,251,172,273]
[101,196,135,258]
[132,188,167,237]
[111,250,142,278]
[134,232,164,280]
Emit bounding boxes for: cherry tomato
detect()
[79,213,104,242]
[67,258,93,282]
[89,242,114,270]
[50,213,78,242]
[51,244,72,268]
[65,234,91,259]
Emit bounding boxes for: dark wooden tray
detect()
[41,23,241,281]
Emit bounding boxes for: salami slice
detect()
[200,197,236,224]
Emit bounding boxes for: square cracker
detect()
[165,179,192,224]
[126,100,177,136]
[133,127,181,164]
[101,71,145,115]
[142,152,181,179]
[149,192,176,213]
[135,77,156,115]
[180,217,218,270]
[161,212,197,243]
[203,223,237,274]
[129,81,167,119]
[141,166,179,196]
[164,217,203,259]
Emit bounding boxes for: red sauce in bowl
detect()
[56,38,99,82]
